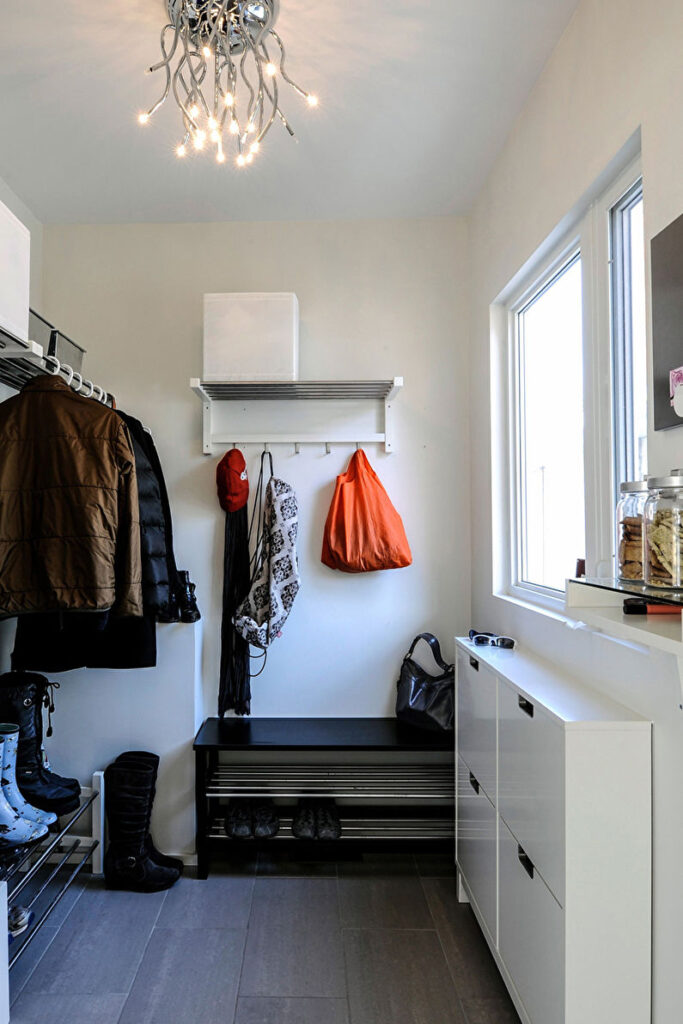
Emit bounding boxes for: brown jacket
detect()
[0,375,142,618]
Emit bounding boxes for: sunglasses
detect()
[470,634,516,650]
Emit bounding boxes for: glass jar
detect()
[644,473,683,588]
[616,481,648,581]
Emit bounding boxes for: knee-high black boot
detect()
[0,673,80,815]
[104,761,179,893]
[115,751,183,875]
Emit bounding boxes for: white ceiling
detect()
[0,1,578,223]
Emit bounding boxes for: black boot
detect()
[34,678,80,794]
[176,571,201,623]
[0,674,80,816]
[115,752,183,875]
[104,761,179,893]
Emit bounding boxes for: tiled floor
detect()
[8,852,521,1024]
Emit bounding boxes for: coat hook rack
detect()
[190,377,404,455]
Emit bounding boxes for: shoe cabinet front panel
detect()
[499,820,563,1024]
[454,639,652,1024]
[498,678,565,904]
[455,756,497,943]
[456,649,497,802]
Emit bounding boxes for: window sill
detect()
[494,588,580,628]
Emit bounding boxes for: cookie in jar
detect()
[616,481,648,581]
[644,473,683,588]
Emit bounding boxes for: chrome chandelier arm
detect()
[138,0,317,166]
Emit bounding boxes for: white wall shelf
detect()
[190,376,403,454]
[566,577,683,707]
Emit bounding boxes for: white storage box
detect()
[0,199,30,343]
[203,292,299,381]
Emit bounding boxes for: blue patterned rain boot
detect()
[0,724,57,827]
[0,731,48,845]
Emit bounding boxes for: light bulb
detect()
[224,92,234,107]
[190,104,200,119]
[208,116,217,130]
[306,94,318,107]
[176,143,186,157]
[138,112,149,125]
[210,129,220,143]
[229,120,239,135]
[236,153,246,166]
[202,46,212,59]
[246,152,254,164]
[247,122,256,134]
[250,141,260,154]
[265,62,277,76]
[216,150,226,163]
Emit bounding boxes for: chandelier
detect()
[139,0,317,166]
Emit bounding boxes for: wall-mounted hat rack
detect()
[0,322,111,404]
[190,377,403,454]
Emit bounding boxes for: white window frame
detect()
[609,178,646,492]
[495,157,643,613]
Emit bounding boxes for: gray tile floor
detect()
[8,852,521,1024]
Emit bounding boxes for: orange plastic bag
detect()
[321,450,412,572]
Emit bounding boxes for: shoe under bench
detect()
[194,717,454,879]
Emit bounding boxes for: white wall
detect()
[37,216,470,854]
[468,0,683,1020]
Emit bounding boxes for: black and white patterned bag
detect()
[234,473,300,649]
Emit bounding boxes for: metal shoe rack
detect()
[2,775,104,971]
[195,718,455,878]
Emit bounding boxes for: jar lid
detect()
[619,480,649,493]
[647,473,683,489]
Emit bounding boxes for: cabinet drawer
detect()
[499,820,564,1024]
[456,756,497,942]
[498,679,565,903]
[457,649,497,802]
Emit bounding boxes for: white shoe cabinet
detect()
[455,638,652,1024]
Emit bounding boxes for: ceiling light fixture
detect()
[140,0,318,167]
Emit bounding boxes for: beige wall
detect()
[39,215,470,854]
[468,0,683,1018]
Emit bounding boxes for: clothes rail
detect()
[0,339,112,405]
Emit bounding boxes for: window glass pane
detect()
[628,197,647,479]
[518,256,585,591]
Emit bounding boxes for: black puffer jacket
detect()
[117,412,177,617]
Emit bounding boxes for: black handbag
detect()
[396,633,454,732]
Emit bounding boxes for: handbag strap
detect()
[406,633,453,673]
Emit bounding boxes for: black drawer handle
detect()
[517,844,534,879]
[469,656,479,671]
[468,772,480,795]
[518,695,534,718]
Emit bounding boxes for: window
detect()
[611,182,647,486]
[514,254,585,593]
[498,158,646,609]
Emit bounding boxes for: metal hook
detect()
[62,363,75,387]
[44,355,61,376]
[264,442,270,453]
[355,442,360,451]
[325,442,331,455]
[295,443,301,455]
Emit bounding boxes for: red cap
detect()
[216,448,249,512]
